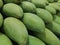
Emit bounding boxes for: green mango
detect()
[0,33,12,45]
[46,21,60,35]
[22,13,45,34]
[55,3,60,6]
[36,8,53,23]
[33,28,60,45]
[47,0,54,2]
[54,15,60,25]
[29,35,46,45]
[4,0,22,3]
[58,0,60,2]
[3,3,23,19]
[30,0,48,8]
[54,0,58,2]
[49,3,60,11]
[0,0,3,8]
[21,1,36,13]
[4,17,28,45]
[0,13,3,27]
[57,12,60,17]
[45,5,56,14]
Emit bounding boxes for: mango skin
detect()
[0,33,12,45]
[36,8,53,23]
[45,5,56,14]
[32,28,60,45]
[4,17,28,45]
[3,3,23,19]
[49,3,60,11]
[30,0,48,8]
[47,0,54,2]
[0,13,3,27]
[0,0,3,8]
[4,0,22,3]
[22,13,45,34]
[29,35,46,45]
[21,1,36,13]
[46,21,60,35]
[54,15,60,25]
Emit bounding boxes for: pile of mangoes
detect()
[0,0,60,45]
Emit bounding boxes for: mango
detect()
[29,35,46,45]
[22,13,45,34]
[4,17,28,45]
[21,1,36,13]
[54,15,60,25]
[45,5,56,14]
[0,13,3,27]
[4,0,22,3]
[33,28,60,45]
[3,3,23,19]
[0,33,12,45]
[36,8,53,23]
[0,0,3,8]
[46,21,60,35]
[30,0,48,8]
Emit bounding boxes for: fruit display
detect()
[0,0,60,45]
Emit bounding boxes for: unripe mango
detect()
[54,15,60,25]
[22,13,45,34]
[4,17,28,45]
[32,28,60,45]
[21,1,36,13]
[49,3,60,11]
[0,0,3,8]
[3,3,23,19]
[36,8,53,23]
[45,5,56,14]
[30,0,48,8]
[46,21,60,35]
[29,35,46,45]
[0,33,12,45]
[0,13,3,27]
[4,0,22,3]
